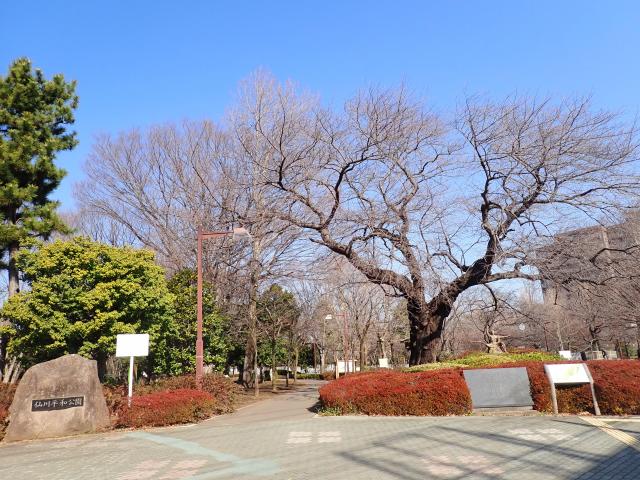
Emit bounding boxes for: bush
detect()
[134,373,239,414]
[0,384,16,441]
[319,369,472,416]
[103,373,240,429]
[497,359,640,415]
[404,351,562,372]
[115,389,217,428]
[404,361,466,372]
[297,373,322,380]
[462,359,640,415]
[320,371,337,381]
[103,384,127,418]
[321,358,640,416]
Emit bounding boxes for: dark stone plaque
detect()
[463,367,533,409]
[32,396,84,412]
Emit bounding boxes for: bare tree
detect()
[538,214,640,354]
[77,115,306,393]
[242,76,640,364]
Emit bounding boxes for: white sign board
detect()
[116,334,149,357]
[558,350,572,360]
[544,363,591,384]
[336,360,357,374]
[378,358,389,368]
[544,363,600,416]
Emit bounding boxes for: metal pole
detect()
[128,356,134,407]
[344,315,348,374]
[196,228,204,390]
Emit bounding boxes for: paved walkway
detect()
[2,381,640,479]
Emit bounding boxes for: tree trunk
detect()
[293,347,299,384]
[242,333,257,389]
[2,355,22,384]
[97,353,108,382]
[271,339,277,392]
[312,343,317,373]
[359,339,366,370]
[0,327,8,381]
[1,243,20,382]
[407,297,446,366]
[285,333,291,388]
[589,322,602,351]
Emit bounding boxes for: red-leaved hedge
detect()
[115,388,217,428]
[134,373,240,414]
[0,384,16,440]
[319,369,472,415]
[320,360,640,416]
[103,373,239,428]
[497,360,640,415]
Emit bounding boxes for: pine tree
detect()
[0,57,77,379]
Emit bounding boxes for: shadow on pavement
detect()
[334,419,640,479]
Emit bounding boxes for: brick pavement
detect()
[1,382,639,479]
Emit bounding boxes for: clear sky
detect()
[2,1,639,210]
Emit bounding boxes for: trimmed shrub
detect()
[0,384,16,441]
[588,360,640,415]
[476,359,640,415]
[115,389,217,428]
[297,373,322,380]
[404,361,467,372]
[103,384,127,418]
[404,351,562,372]
[321,359,640,416]
[135,373,239,414]
[319,369,472,416]
[104,373,239,429]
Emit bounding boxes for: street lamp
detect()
[325,312,350,376]
[196,226,251,389]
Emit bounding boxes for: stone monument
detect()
[4,354,110,442]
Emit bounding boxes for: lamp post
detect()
[196,226,251,390]
[325,312,350,376]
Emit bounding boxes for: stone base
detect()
[4,354,110,442]
[473,406,538,416]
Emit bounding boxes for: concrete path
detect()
[2,381,640,479]
[211,381,320,426]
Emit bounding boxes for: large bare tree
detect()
[239,76,640,364]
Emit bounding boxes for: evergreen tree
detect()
[1,238,174,379]
[0,57,77,297]
[0,58,76,379]
[163,269,231,375]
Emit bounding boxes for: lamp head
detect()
[232,227,251,241]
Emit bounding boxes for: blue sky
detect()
[2,1,639,210]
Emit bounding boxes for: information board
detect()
[116,334,149,357]
[544,363,591,384]
[544,363,600,415]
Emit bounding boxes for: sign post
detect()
[116,334,150,406]
[544,363,600,415]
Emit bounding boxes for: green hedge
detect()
[403,351,562,372]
